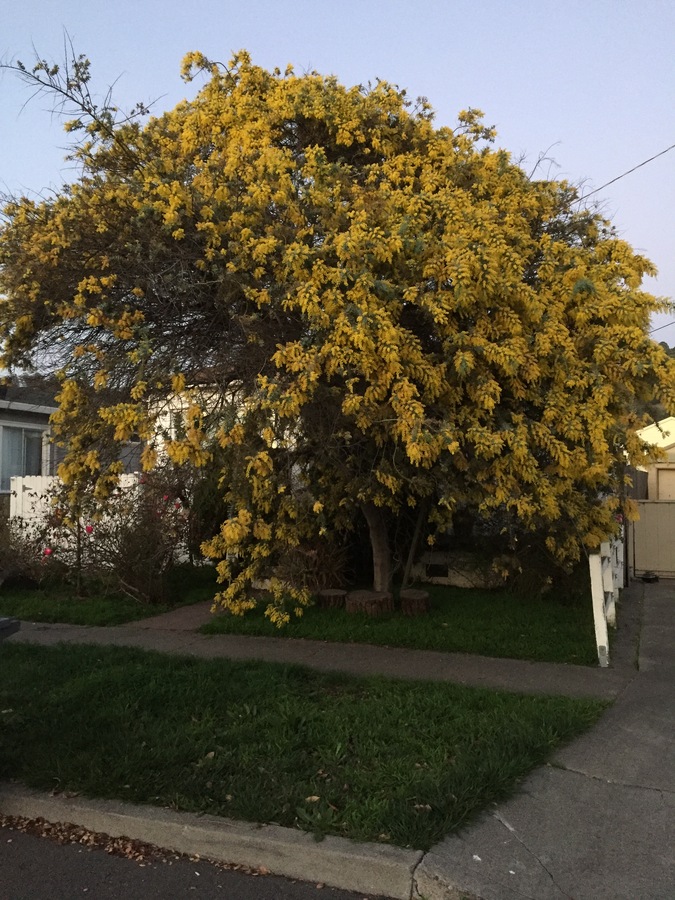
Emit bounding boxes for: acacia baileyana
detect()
[1,51,673,622]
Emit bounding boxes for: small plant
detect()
[273,536,349,594]
[0,514,67,589]
[82,476,190,602]
[1,472,192,603]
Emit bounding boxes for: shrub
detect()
[1,473,191,603]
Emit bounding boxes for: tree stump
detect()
[317,588,347,610]
[399,588,430,617]
[345,590,394,617]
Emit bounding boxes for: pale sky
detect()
[2,0,674,340]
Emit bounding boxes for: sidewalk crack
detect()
[410,848,427,900]
[410,842,539,900]
[491,811,572,899]
[553,763,674,796]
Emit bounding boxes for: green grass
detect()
[0,563,598,665]
[0,586,162,626]
[0,643,606,849]
[202,583,598,665]
[0,564,216,626]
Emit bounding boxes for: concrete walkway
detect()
[10,591,640,699]
[416,580,675,900]
[3,580,673,899]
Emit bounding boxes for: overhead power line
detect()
[649,320,675,335]
[576,141,675,203]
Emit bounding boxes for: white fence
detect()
[588,538,623,667]
[9,475,56,521]
[8,472,191,566]
[10,474,141,522]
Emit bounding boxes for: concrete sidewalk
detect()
[10,592,639,699]
[3,580,673,899]
[415,580,675,900]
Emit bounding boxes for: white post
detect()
[600,548,616,628]
[589,552,609,667]
[608,539,623,626]
[41,430,52,477]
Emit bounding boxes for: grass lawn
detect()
[202,583,598,665]
[0,643,606,849]
[0,565,216,626]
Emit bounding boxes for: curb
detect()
[0,782,423,899]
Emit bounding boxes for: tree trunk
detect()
[399,588,430,617]
[402,500,430,588]
[361,502,392,593]
[75,508,83,598]
[345,590,394,617]
[317,588,347,609]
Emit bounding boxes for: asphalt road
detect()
[0,827,392,900]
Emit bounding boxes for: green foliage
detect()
[0,564,215,625]
[202,582,597,665]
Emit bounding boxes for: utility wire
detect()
[649,320,675,335]
[579,143,675,341]
[576,142,675,203]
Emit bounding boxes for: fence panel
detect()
[631,500,675,577]
[9,475,57,521]
[10,474,143,524]
[8,472,190,568]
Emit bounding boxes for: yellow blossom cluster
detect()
[1,49,674,620]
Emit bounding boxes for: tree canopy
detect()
[1,50,674,621]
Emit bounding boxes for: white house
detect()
[0,381,59,510]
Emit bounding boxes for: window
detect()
[1,426,44,491]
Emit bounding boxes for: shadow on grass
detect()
[0,643,607,849]
[0,564,217,626]
[203,583,598,666]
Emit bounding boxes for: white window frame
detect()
[0,419,51,493]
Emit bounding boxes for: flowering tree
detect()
[1,50,673,623]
